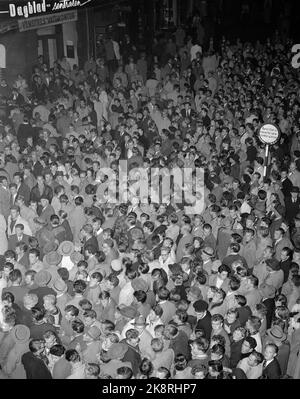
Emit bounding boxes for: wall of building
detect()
[0,29,38,84]
[62,21,78,68]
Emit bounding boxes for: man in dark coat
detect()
[292,214,300,249]
[285,186,300,226]
[121,329,142,376]
[190,299,212,340]
[261,343,282,379]
[280,169,293,198]
[22,339,52,379]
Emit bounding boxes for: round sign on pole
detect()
[258,123,281,146]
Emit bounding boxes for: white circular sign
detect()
[258,123,280,145]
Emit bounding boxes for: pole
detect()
[263,144,270,178]
[86,8,90,60]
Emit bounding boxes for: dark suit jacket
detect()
[180,108,196,119]
[280,259,292,284]
[236,306,252,327]
[262,298,275,329]
[31,161,44,178]
[16,182,31,205]
[39,204,55,224]
[190,311,212,340]
[230,339,243,368]
[121,340,142,376]
[8,233,31,250]
[22,352,52,379]
[281,178,293,198]
[83,235,99,253]
[152,241,163,260]
[30,184,53,203]
[262,358,281,379]
[17,123,34,149]
[285,196,300,224]
[292,227,300,250]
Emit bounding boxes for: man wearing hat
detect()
[52,279,71,314]
[1,324,30,379]
[114,306,139,335]
[265,325,290,375]
[58,241,75,259]
[29,270,56,307]
[81,326,102,363]
[100,343,132,378]
[201,247,215,276]
[121,315,154,360]
[43,251,62,285]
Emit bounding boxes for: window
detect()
[0,44,6,68]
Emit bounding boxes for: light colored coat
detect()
[0,214,8,255]
[2,341,29,379]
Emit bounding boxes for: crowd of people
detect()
[0,23,299,380]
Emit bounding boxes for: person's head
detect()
[226,308,238,325]
[82,309,97,327]
[28,248,40,265]
[211,314,224,332]
[1,291,15,308]
[264,343,278,361]
[280,247,292,262]
[234,294,247,308]
[65,349,81,364]
[23,293,38,310]
[8,269,22,285]
[232,327,247,343]
[64,305,79,321]
[246,316,261,335]
[208,360,223,378]
[85,363,101,379]
[218,264,231,280]
[247,350,264,367]
[125,329,140,347]
[29,339,45,356]
[210,344,225,361]
[274,228,284,241]
[155,367,171,379]
[71,319,85,335]
[73,280,87,295]
[241,337,257,354]
[164,324,179,340]
[49,344,65,364]
[43,330,59,349]
[191,364,207,379]
[275,294,288,308]
[43,294,56,311]
[247,275,259,290]
[10,206,20,220]
[190,337,209,358]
